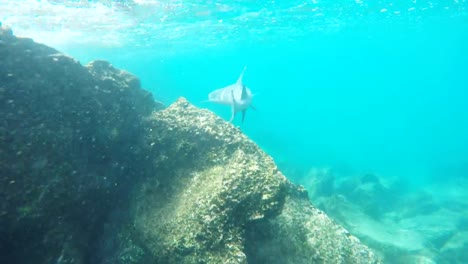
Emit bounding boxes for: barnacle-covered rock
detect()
[132,98,288,263]
[127,98,381,264]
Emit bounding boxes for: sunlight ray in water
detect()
[1,0,466,50]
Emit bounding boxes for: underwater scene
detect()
[1,0,467,263]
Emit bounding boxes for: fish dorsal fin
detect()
[236,66,247,84]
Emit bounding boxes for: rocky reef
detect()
[0,25,159,263]
[0,26,380,263]
[299,168,468,264]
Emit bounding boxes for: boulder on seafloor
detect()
[123,98,289,263]
[113,98,381,264]
[0,26,160,263]
[0,25,381,264]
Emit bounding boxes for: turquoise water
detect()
[2,0,468,262]
[42,1,467,186]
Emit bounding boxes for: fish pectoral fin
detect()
[230,104,236,122]
[229,90,237,122]
[231,90,237,104]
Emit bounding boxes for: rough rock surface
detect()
[0,26,158,263]
[0,26,381,264]
[116,98,381,264]
[129,98,289,263]
[245,185,380,264]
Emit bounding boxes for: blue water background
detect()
[4,0,466,187]
[66,7,468,188]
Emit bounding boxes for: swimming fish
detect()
[208,66,255,123]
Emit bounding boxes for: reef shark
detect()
[207,66,255,123]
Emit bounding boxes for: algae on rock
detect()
[0,26,158,264]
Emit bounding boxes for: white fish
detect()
[208,66,255,123]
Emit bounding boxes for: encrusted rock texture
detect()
[131,98,289,263]
[0,26,381,264]
[245,185,381,264]
[0,26,158,263]
[127,99,382,264]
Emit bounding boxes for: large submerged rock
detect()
[0,26,381,264]
[118,98,380,264]
[0,26,158,263]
